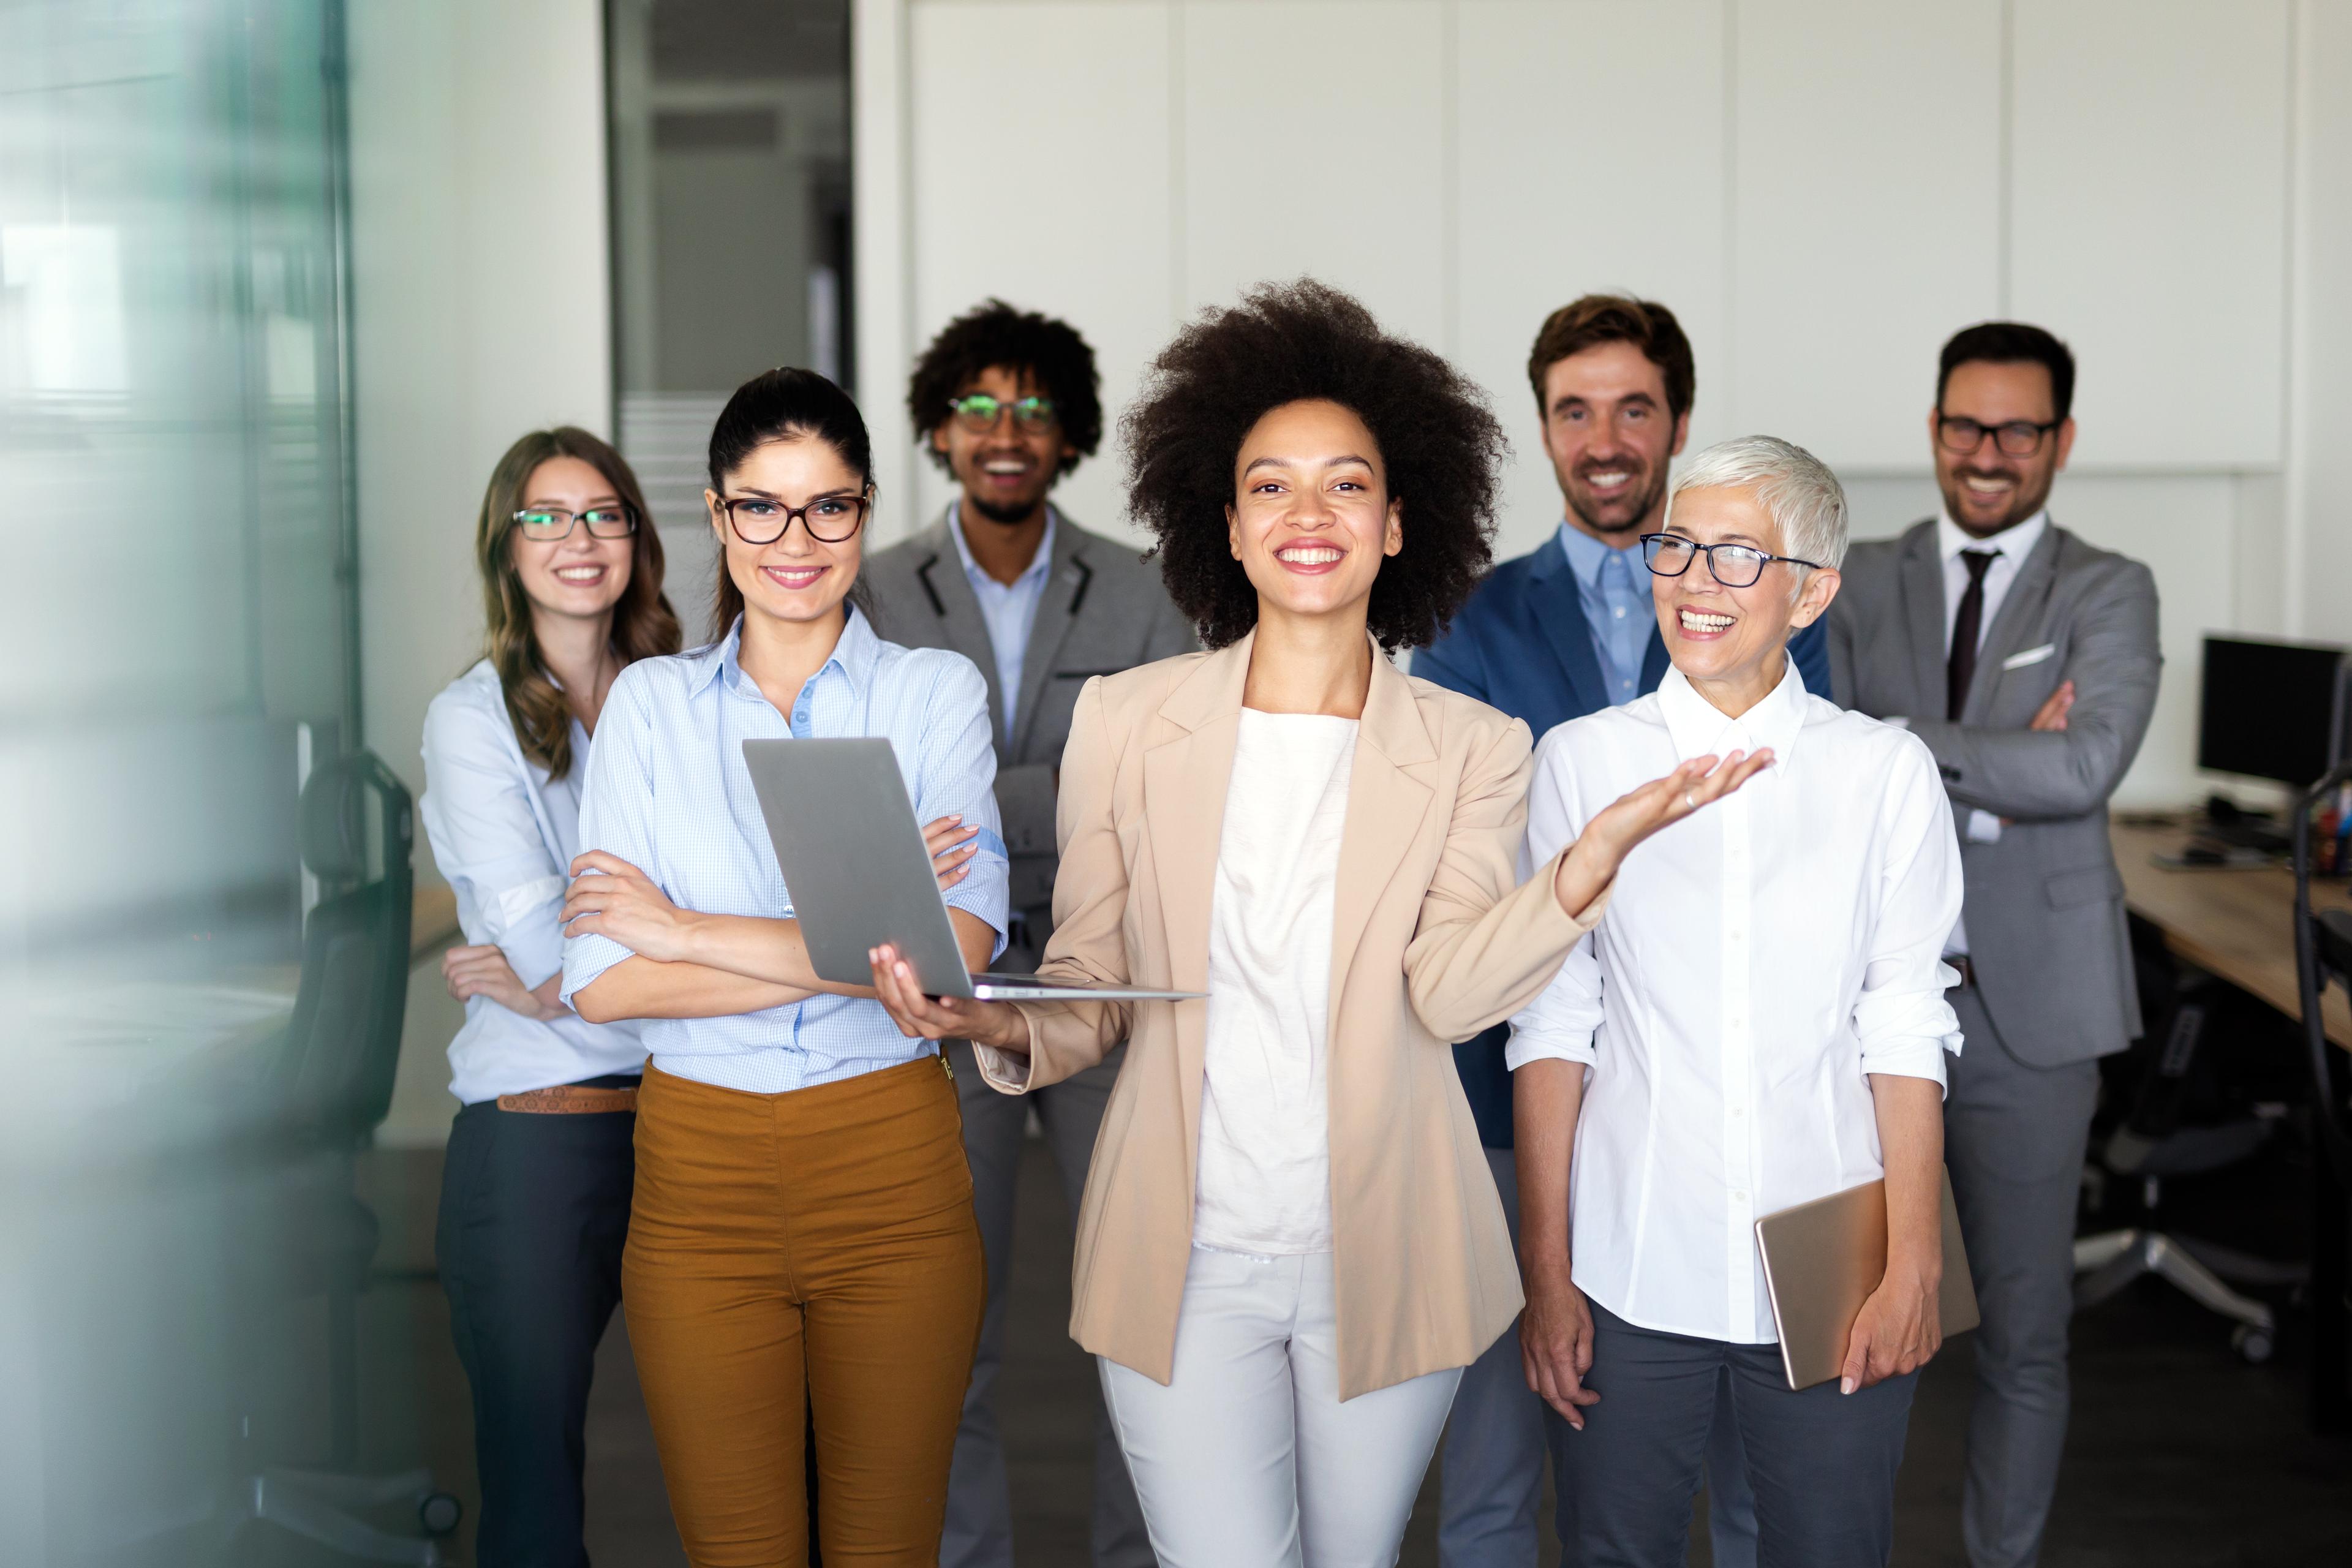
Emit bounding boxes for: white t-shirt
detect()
[1193,709,1359,1255]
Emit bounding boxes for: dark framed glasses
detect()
[1935,413,2063,457]
[947,393,1057,433]
[714,489,873,545]
[513,504,636,541]
[1640,532,1821,589]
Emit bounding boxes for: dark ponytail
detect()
[707,368,876,638]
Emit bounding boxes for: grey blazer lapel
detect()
[1897,522,1950,718]
[1965,522,2064,723]
[908,510,1010,733]
[1009,518,1090,761]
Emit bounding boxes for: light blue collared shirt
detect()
[948,500,1058,735]
[421,660,647,1104]
[562,607,1009,1093]
[1555,521,1652,706]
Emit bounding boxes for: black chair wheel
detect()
[2231,1324,2275,1365]
[418,1492,464,1536]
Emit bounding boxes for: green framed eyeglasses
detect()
[513,505,636,541]
[947,393,1057,434]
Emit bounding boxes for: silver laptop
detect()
[742,737,1201,1003]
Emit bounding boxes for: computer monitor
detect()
[2196,635,2350,788]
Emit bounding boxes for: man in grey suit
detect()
[864,300,1194,1568]
[1829,322,2160,1568]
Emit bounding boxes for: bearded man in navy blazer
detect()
[1415,294,1828,1568]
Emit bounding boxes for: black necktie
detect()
[1947,549,1999,721]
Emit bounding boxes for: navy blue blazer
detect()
[1413,531,1833,1147]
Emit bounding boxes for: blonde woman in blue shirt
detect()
[558,369,1006,1567]
[421,426,679,1568]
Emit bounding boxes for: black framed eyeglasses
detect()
[947,393,1057,434]
[1640,532,1822,589]
[714,489,873,545]
[513,503,636,541]
[1936,412,2063,457]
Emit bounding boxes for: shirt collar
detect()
[1655,653,1809,769]
[1553,519,1642,589]
[687,605,882,701]
[1935,507,2048,567]
[949,500,1057,590]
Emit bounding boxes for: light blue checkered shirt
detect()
[561,607,1009,1093]
[1555,521,1653,706]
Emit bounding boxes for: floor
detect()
[290,1131,2352,1568]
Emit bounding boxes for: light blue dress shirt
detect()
[1555,521,1652,707]
[421,660,647,1103]
[561,607,1010,1094]
[948,500,1057,735]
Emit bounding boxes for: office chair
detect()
[2073,929,2303,1363]
[229,752,464,1564]
[2293,763,2352,1431]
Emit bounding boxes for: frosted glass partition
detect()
[0,2,385,1561]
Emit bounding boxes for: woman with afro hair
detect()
[869,281,1768,1566]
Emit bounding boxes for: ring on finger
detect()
[1684,790,1697,810]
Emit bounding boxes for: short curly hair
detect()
[1125,279,1506,650]
[907,299,1102,477]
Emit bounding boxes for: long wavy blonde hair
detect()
[474,427,682,778]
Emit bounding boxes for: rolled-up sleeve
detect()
[1504,726,1604,1069]
[420,688,567,987]
[560,673,657,1007]
[1852,735,1966,1091]
[921,657,1011,962]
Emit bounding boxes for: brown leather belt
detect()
[496,1084,640,1115]
[1944,954,1977,990]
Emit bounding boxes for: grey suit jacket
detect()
[1829,518,2161,1068]
[863,508,1197,965]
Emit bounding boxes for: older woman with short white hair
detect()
[1510,435,1964,1567]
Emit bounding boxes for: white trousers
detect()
[1098,1245,1463,1568]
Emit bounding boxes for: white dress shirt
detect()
[420,660,647,1103]
[1193,711,1357,1255]
[1934,507,2047,949]
[948,500,1058,736]
[1506,658,1964,1343]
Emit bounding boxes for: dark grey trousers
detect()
[1546,1302,1919,1568]
[1438,1148,1545,1568]
[1944,987,2099,1568]
[435,1081,636,1568]
[941,1039,1150,1568]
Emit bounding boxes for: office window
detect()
[608,0,854,641]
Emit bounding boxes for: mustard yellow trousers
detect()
[624,1057,986,1566]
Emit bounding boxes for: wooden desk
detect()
[2109,820,2352,1050]
[2112,818,2352,1431]
[410,881,460,962]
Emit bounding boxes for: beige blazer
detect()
[979,631,1605,1398]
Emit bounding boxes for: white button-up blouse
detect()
[1506,658,1964,1344]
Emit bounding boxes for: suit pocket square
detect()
[2002,643,2058,671]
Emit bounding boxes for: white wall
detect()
[856,0,2345,811]
[348,0,614,1144]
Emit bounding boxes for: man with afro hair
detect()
[862,299,1191,1568]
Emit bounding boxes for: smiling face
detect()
[1542,340,1691,541]
[706,434,867,631]
[930,363,1075,526]
[1932,359,2075,537]
[1652,485,1839,705]
[508,454,635,621]
[1226,398,1402,630]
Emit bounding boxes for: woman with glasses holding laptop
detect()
[421,426,680,1568]
[865,282,1766,1568]
[556,368,1004,1567]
